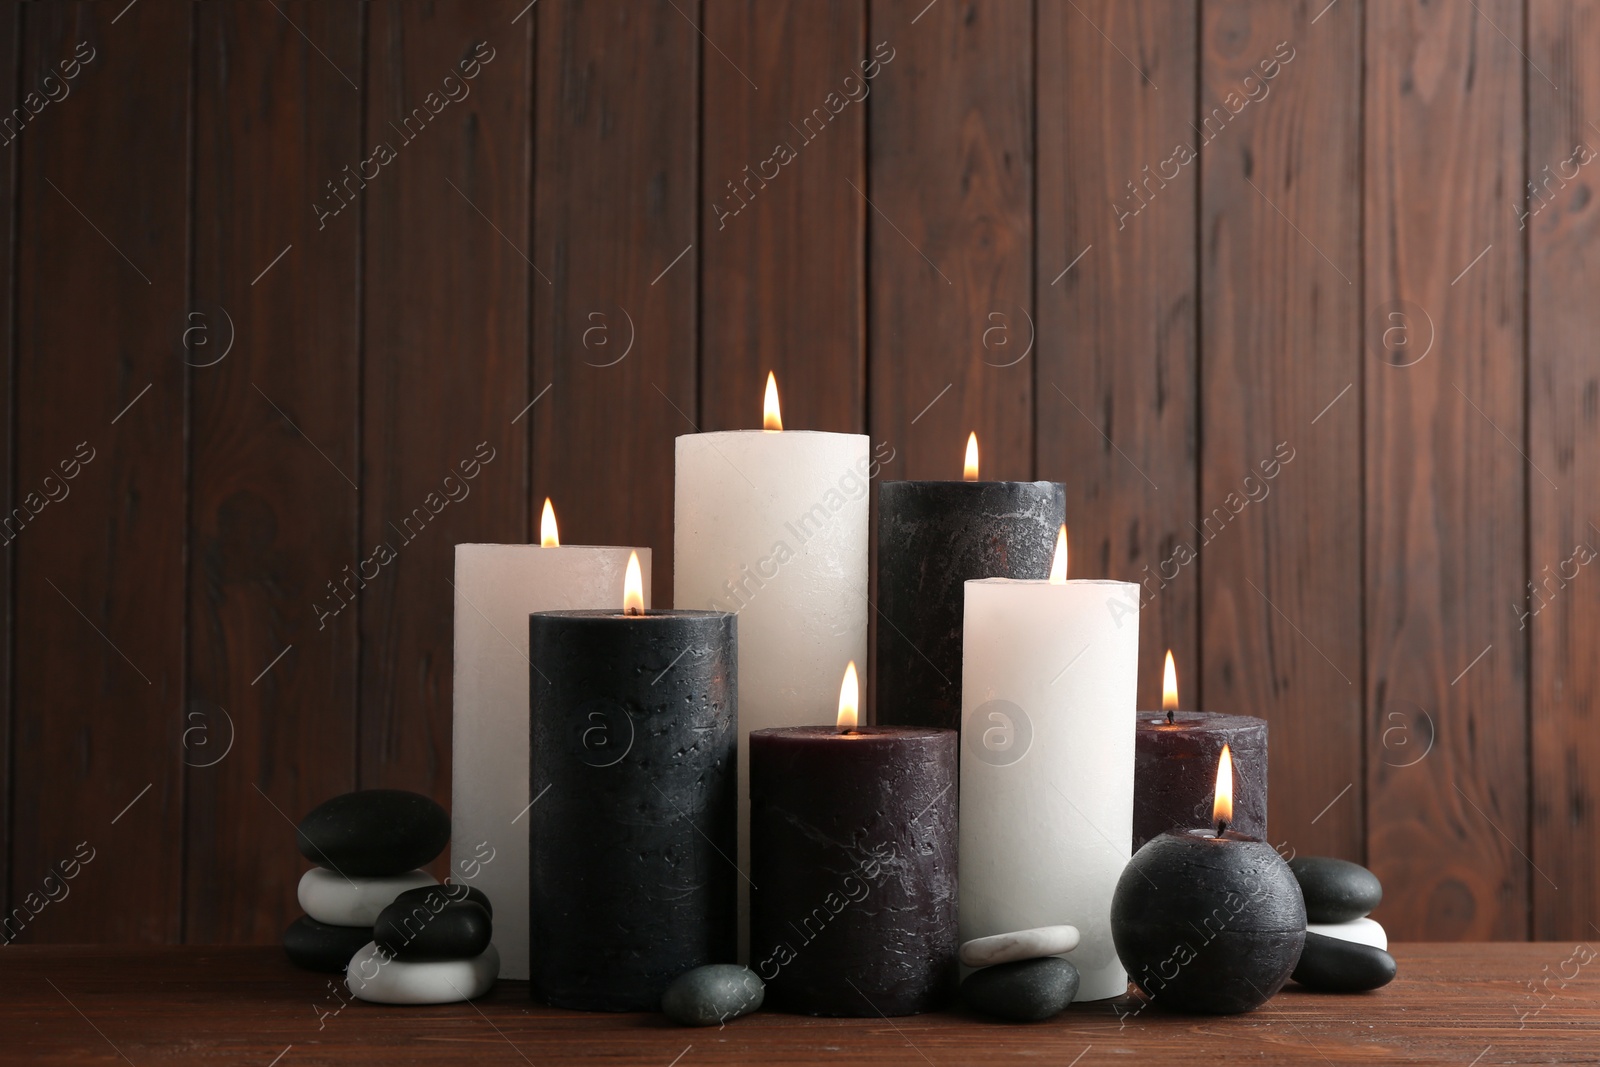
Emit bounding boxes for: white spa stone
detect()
[1307,917,1388,951]
[298,867,436,927]
[959,924,1082,968]
[346,942,500,1004]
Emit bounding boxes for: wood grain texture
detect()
[9,2,187,940]
[1199,3,1363,862]
[186,1,362,943]
[360,2,531,805]
[867,0,1032,481]
[1036,0,1198,710]
[1528,0,1600,940]
[1365,0,1529,940]
[533,0,697,609]
[3,944,1597,1065]
[0,0,17,929]
[10,1,189,942]
[699,0,865,435]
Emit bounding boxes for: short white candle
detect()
[674,374,870,958]
[958,527,1140,1001]
[451,501,650,980]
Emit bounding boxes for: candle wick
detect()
[1215,819,1228,838]
[625,606,644,617]
[1166,709,1174,725]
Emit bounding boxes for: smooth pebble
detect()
[374,900,492,961]
[1289,856,1383,923]
[1307,917,1387,951]
[959,925,1080,968]
[346,942,500,1004]
[392,882,493,920]
[297,789,451,877]
[282,915,375,973]
[961,957,1080,1022]
[298,867,436,926]
[661,964,764,1026]
[1292,932,1397,992]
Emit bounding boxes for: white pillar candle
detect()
[673,375,870,959]
[451,505,650,981]
[958,530,1139,1001]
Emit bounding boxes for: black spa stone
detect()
[1288,856,1382,923]
[296,789,450,877]
[961,957,1080,1022]
[283,915,374,973]
[661,964,764,1026]
[393,882,493,920]
[1292,932,1397,992]
[373,899,492,961]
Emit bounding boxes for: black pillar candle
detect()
[876,479,1064,731]
[1134,711,1268,850]
[749,725,958,1016]
[529,607,737,1010]
[1110,829,1305,1014]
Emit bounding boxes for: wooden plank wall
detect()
[2,0,1595,945]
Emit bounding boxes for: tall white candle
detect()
[451,504,650,981]
[958,530,1139,1001]
[674,375,870,958]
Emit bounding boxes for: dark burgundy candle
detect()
[528,561,737,1011]
[749,672,957,1016]
[876,456,1064,732]
[1134,654,1266,849]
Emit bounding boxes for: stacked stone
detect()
[284,789,498,1004]
[956,925,1082,1022]
[1289,856,1396,992]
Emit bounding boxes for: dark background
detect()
[0,0,1593,946]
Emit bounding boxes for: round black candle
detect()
[876,479,1064,731]
[529,607,737,1011]
[1134,711,1268,850]
[749,725,957,1016]
[1111,829,1305,1014]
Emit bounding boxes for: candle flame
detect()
[540,498,559,547]
[1048,525,1068,584]
[836,661,859,733]
[623,551,645,616]
[763,371,783,431]
[1162,650,1179,712]
[963,432,979,481]
[1213,744,1233,834]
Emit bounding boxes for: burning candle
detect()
[749,662,958,1016]
[1133,651,1268,850]
[958,527,1140,1001]
[675,373,870,958]
[451,499,649,980]
[876,432,1064,732]
[527,553,737,1010]
[1111,746,1305,1014]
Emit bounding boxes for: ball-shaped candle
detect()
[1110,745,1305,1014]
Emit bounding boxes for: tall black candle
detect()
[876,470,1064,731]
[529,587,737,1011]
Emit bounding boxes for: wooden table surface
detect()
[2,944,1596,1065]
